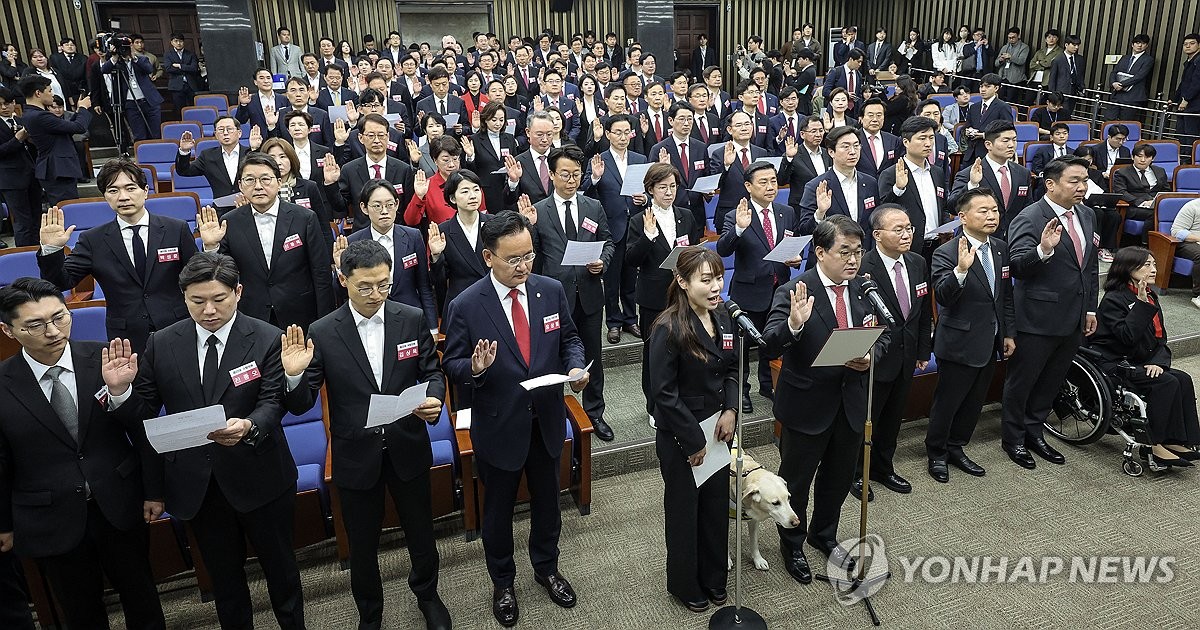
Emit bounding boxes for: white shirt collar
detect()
[815,264,846,288]
[116,211,150,229]
[1046,196,1073,216]
[903,157,928,172]
[876,249,903,272]
[372,225,393,241]
[22,344,74,383]
[490,273,526,303]
[253,197,281,218]
[963,231,989,248]
[835,168,857,184]
[195,313,238,347]
[349,302,385,326]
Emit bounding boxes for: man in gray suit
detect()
[996,27,1030,104]
[1106,34,1155,121]
[523,144,616,441]
[271,27,305,79]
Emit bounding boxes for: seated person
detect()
[1089,247,1200,466]
[1168,197,1200,310]
[1030,92,1067,139]
[1073,145,1119,262]
[1111,142,1171,219]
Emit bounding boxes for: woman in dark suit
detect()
[429,169,492,316]
[626,163,698,417]
[647,245,737,613]
[261,137,336,253]
[469,100,518,213]
[1089,247,1200,466]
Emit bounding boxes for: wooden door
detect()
[674,7,715,74]
[98,4,202,78]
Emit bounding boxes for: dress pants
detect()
[170,86,195,113]
[1123,367,1200,445]
[858,369,915,478]
[0,550,33,630]
[639,306,663,415]
[0,182,43,246]
[602,239,638,329]
[656,431,727,602]
[338,457,439,629]
[40,177,79,205]
[123,98,162,142]
[475,418,562,587]
[1001,330,1082,447]
[188,480,305,630]
[1173,242,1200,297]
[573,299,606,419]
[1093,205,1122,248]
[925,358,997,461]
[1177,113,1200,156]
[776,409,861,550]
[36,500,165,630]
[738,308,774,395]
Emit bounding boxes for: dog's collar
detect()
[730,464,763,478]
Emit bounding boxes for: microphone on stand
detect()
[725,300,765,345]
[858,278,897,327]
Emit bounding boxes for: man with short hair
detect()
[18,75,92,203]
[507,111,558,203]
[996,28,1030,103]
[798,126,880,249]
[1170,34,1200,148]
[272,27,305,78]
[318,36,348,74]
[163,33,201,112]
[652,102,710,240]
[784,115,831,212]
[277,76,333,146]
[415,66,467,137]
[1026,30,1062,95]
[235,68,289,137]
[961,28,993,82]
[49,37,87,96]
[950,120,1032,237]
[865,28,892,78]
[336,113,415,227]
[1107,34,1155,121]
[703,66,731,119]
[833,26,867,66]
[879,116,948,260]
[99,40,162,141]
[316,63,358,108]
[1029,122,1072,175]
[856,98,904,179]
[534,69,579,141]
[1088,123,1132,178]
[711,110,771,232]
[961,73,1014,165]
[300,53,325,92]
[0,86,43,246]
[822,49,865,114]
[1048,35,1085,116]
[176,116,246,210]
[1112,142,1170,215]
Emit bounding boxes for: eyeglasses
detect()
[530,131,556,139]
[353,283,393,296]
[499,252,537,267]
[240,175,278,187]
[19,311,70,334]
[554,171,581,181]
[835,143,862,151]
[653,183,678,193]
[362,132,389,140]
[214,127,239,134]
[832,249,865,261]
[367,201,398,211]
[881,226,915,236]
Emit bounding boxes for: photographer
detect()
[735,36,765,80]
[99,33,162,143]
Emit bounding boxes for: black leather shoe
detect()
[535,572,577,608]
[607,327,622,343]
[807,537,856,573]
[948,453,986,476]
[623,323,642,338]
[675,595,710,612]
[741,394,754,414]
[1004,444,1037,469]
[417,595,452,630]
[850,479,874,502]
[759,387,775,401]
[703,586,728,606]
[591,417,614,442]
[928,460,949,483]
[1025,436,1065,464]
[781,548,812,584]
[874,472,912,494]
[492,587,518,627]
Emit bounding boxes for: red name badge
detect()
[295,197,311,209]
[914,281,928,297]
[563,109,572,119]
[402,252,418,269]
[283,234,303,251]
[938,150,946,161]
[501,148,511,157]
[397,340,419,360]
[864,196,876,210]
[757,125,767,134]
[887,150,895,159]
[693,160,706,171]
[722,333,734,350]
[393,184,404,194]
[156,247,180,263]
[310,125,321,134]
[387,141,398,152]
[863,314,877,327]
[581,217,598,233]
[94,386,109,406]
[1001,265,1010,279]
[392,95,403,102]
[1017,186,1029,197]
[1092,232,1100,246]
[316,158,325,168]
[783,229,794,238]
[230,362,261,387]
[675,235,690,246]
[936,186,945,199]
[543,313,560,333]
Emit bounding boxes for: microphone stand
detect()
[710,326,767,630]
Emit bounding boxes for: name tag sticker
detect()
[230,362,261,386]
[1092,232,1100,246]
[757,125,767,134]
[387,140,398,152]
[1017,185,1029,196]
[1001,265,1010,279]
[783,229,794,238]
[581,217,598,233]
[864,196,876,210]
[402,252,418,269]
[397,340,419,360]
[310,125,321,134]
[283,234,303,251]
[887,150,895,159]
[295,197,311,209]
[156,247,180,263]
[936,186,945,199]
[544,313,560,332]
[501,148,511,157]
[316,158,325,168]
[675,235,690,246]
[862,314,877,327]
[694,160,706,171]
[563,109,572,119]
[722,333,734,350]
[392,95,403,102]
[393,183,404,194]
[94,386,109,405]
[915,281,928,297]
[938,150,946,161]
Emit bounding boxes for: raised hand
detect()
[591,117,603,139]
[895,156,909,190]
[238,86,251,106]
[248,125,263,150]
[331,234,348,269]
[735,197,752,229]
[333,117,350,145]
[821,110,833,130]
[969,157,983,186]
[406,138,421,162]
[643,207,657,234]
[723,140,736,167]
[471,109,481,131]
[788,281,814,331]
[428,221,447,258]
[197,205,227,248]
[533,96,545,112]
[264,105,278,128]
[517,193,538,224]
[178,130,196,154]
[100,338,139,395]
[658,147,671,164]
[346,102,359,124]
[784,135,799,158]
[590,153,605,181]
[640,113,650,135]
[815,180,833,216]
[460,135,475,160]
[1136,279,1150,302]
[280,325,315,377]
[505,154,523,183]
[323,155,342,185]
[39,205,74,248]
[471,339,498,375]
[1039,216,1062,255]
[955,236,976,274]
[414,169,429,198]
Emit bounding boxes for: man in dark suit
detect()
[1112,143,1170,217]
[916,99,954,182]
[19,75,92,204]
[703,66,732,120]
[511,46,540,100]
[832,27,868,67]
[0,278,166,629]
[856,98,904,179]
[865,29,893,78]
[762,214,888,584]
[798,126,881,250]
[442,212,588,627]
[107,252,306,629]
[822,49,865,115]
[785,115,832,215]
[1170,34,1200,149]
[960,74,1014,165]
[788,51,818,115]
[38,159,196,352]
[278,79,334,147]
[98,50,162,141]
[532,69,580,141]
[528,145,615,441]
[49,37,87,96]
[769,87,807,151]
[163,33,202,113]
[583,115,645,344]
[717,162,800,412]
[334,114,416,228]
[314,64,358,109]
[0,87,42,246]
[415,67,468,138]
[1029,122,1073,175]
[235,69,289,137]
[1002,156,1100,469]
[282,240,450,630]
[198,153,334,330]
[854,206,932,500]
[730,79,775,150]
[506,111,558,203]
[879,116,949,261]
[1107,34,1154,121]
[651,103,710,242]
[926,189,1016,482]
[690,34,715,82]
[176,118,247,211]
[1048,36,1085,116]
[711,110,771,233]
[1089,124,1132,179]
[960,29,994,82]
[950,120,1033,238]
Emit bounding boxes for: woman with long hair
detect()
[461,71,486,122]
[646,245,736,613]
[896,28,926,77]
[932,29,960,76]
[822,87,858,130]
[260,137,336,252]
[469,100,518,212]
[884,74,920,134]
[22,48,64,100]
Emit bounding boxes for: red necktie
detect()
[998,164,1011,207]
[832,285,849,329]
[787,117,796,140]
[538,155,550,193]
[654,113,662,141]
[371,164,382,179]
[1063,210,1084,267]
[847,71,856,110]
[741,148,750,169]
[761,207,774,248]
[508,288,530,365]
[697,117,708,142]
[757,95,765,115]
[679,142,688,179]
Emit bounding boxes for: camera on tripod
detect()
[99,32,134,59]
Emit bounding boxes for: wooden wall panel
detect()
[0,0,98,59]
[491,0,626,47]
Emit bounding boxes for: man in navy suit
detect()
[717,162,800,412]
[442,212,588,628]
[822,49,865,115]
[277,77,333,147]
[832,27,868,66]
[784,115,832,215]
[856,99,904,179]
[314,64,358,109]
[1029,122,1072,176]
[235,69,289,137]
[99,50,161,141]
[38,159,197,352]
[878,116,949,262]
[711,110,770,233]
[960,29,994,82]
[798,126,880,250]
[1088,124,1132,179]
[163,33,202,113]
[176,118,247,211]
[961,74,1014,165]
[533,69,580,141]
[1048,36,1085,116]
[0,87,42,246]
[415,67,468,138]
[582,115,644,344]
[1107,34,1154,121]
[18,75,92,204]
[768,87,807,151]
[652,102,711,240]
[729,79,774,150]
[1169,34,1200,148]
[950,120,1033,238]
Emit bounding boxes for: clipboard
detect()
[812,326,885,367]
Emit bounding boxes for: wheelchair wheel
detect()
[1123,458,1144,477]
[1044,354,1112,444]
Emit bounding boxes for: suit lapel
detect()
[270,205,295,272]
[2,359,76,448]
[103,221,142,285]
[72,345,99,444]
[381,303,405,392]
[479,281,526,369]
[334,307,379,390]
[171,325,204,409]
[211,317,255,403]
[143,215,165,284]
[804,272,838,332]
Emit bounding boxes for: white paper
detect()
[384,112,402,126]
[659,246,686,270]
[707,143,725,159]
[212,193,240,207]
[143,404,228,454]
[924,218,962,239]
[692,412,732,487]
[519,361,593,391]
[491,167,508,174]
[443,112,460,127]
[690,173,722,193]
[761,156,783,171]
[560,240,604,266]
[812,327,885,367]
[764,235,813,263]
[365,382,431,428]
[1032,70,1044,84]
[619,163,653,196]
[454,408,472,430]
[326,105,349,123]
[1086,178,1104,197]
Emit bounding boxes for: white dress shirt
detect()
[805,146,827,176]
[954,232,991,285]
[24,345,77,411]
[458,214,480,250]
[222,147,241,185]
[196,314,238,385]
[553,192,578,234]
[490,273,528,334]
[258,91,275,115]
[372,225,394,259]
[366,156,388,179]
[894,157,938,236]
[876,249,909,303]
[610,148,628,180]
[117,211,151,266]
[295,143,312,180]
[252,199,281,267]
[350,304,386,388]
[646,204,677,244]
[835,168,860,220]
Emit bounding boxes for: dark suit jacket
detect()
[1030,143,1072,175]
[786,148,833,214]
[949,159,1033,236]
[284,178,337,253]
[762,270,886,434]
[347,224,438,329]
[276,105,333,147]
[1008,199,1100,336]
[470,131,520,212]
[99,56,163,107]
[285,302,445,488]
[866,41,893,71]
[1171,52,1200,112]
[725,108,774,150]
[1110,53,1154,103]
[235,93,289,136]
[798,168,880,249]
[534,94,581,141]
[113,314,295,520]
[22,105,93,180]
[1112,165,1170,207]
[832,40,868,67]
[442,274,585,470]
[931,234,1016,367]
[859,251,932,381]
[531,194,615,315]
[856,129,905,179]
[0,113,35,184]
[769,112,805,149]
[314,87,358,110]
[710,142,771,218]
[49,52,87,95]
[512,149,555,203]
[650,136,710,242]
[432,213,493,315]
[717,201,798,312]
[646,308,739,457]
[162,48,202,92]
[336,156,416,227]
[821,64,865,108]
[960,42,994,74]
[583,148,646,244]
[624,206,697,311]
[690,46,717,81]
[691,110,723,145]
[962,99,1015,164]
[1089,285,1172,368]
[215,202,335,330]
[1089,143,1132,174]
[1049,53,1085,96]
[0,342,158,557]
[878,159,949,240]
[175,145,246,203]
[38,215,197,351]
[415,94,468,135]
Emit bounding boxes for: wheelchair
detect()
[1043,346,1166,477]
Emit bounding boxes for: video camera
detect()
[97,32,133,59]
